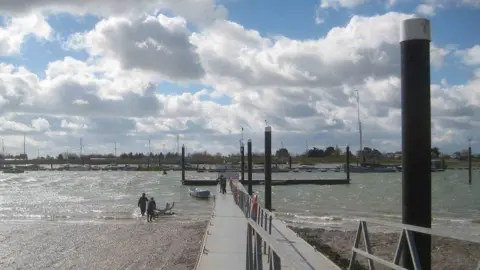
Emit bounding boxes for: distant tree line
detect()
[0,145,479,162]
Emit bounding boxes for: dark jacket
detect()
[138,196,148,208]
[147,200,156,211]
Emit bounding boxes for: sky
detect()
[0,0,479,157]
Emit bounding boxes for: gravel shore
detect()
[0,220,208,270]
[290,227,480,270]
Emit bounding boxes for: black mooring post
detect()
[241,144,245,184]
[468,146,472,185]
[346,146,350,181]
[181,145,185,182]
[264,126,272,211]
[289,156,292,169]
[247,139,253,196]
[400,18,432,270]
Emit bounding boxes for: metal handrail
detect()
[230,180,273,236]
[360,217,480,243]
[349,218,480,270]
[246,218,310,270]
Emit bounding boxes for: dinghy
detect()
[153,202,175,217]
[189,187,211,199]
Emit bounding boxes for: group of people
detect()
[218,174,227,194]
[139,174,229,222]
[137,193,156,222]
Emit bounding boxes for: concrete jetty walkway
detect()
[196,186,247,270]
[195,182,341,270]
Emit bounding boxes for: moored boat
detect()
[189,187,211,199]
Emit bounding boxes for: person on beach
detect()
[138,193,149,216]
[147,197,156,222]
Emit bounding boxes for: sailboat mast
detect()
[356,90,363,160]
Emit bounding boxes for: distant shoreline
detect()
[0,157,479,168]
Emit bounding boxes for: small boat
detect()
[189,187,211,199]
[292,168,300,173]
[2,167,25,174]
[153,202,175,217]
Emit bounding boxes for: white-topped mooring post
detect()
[400,18,432,270]
[264,126,272,211]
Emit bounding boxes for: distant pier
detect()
[182,178,349,186]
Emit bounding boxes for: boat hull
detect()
[189,188,211,198]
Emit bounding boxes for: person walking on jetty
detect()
[138,193,149,216]
[218,174,226,194]
[147,197,156,222]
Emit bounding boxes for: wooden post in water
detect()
[468,146,472,185]
[241,143,245,184]
[288,155,292,170]
[346,145,350,181]
[181,145,185,182]
[400,17,432,270]
[264,126,272,211]
[247,139,253,196]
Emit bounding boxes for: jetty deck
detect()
[183,178,349,186]
[196,186,247,270]
[196,183,341,270]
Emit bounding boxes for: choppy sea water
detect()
[0,171,213,224]
[0,170,479,236]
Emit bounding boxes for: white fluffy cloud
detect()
[456,45,480,66]
[0,2,478,157]
[415,0,480,17]
[66,15,204,81]
[0,13,52,55]
[0,0,227,26]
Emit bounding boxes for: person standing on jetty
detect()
[147,197,156,222]
[138,193,149,216]
[218,174,226,194]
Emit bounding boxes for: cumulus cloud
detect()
[0,13,52,55]
[0,0,227,26]
[319,0,367,9]
[66,14,205,81]
[0,7,477,156]
[455,45,480,66]
[414,0,480,17]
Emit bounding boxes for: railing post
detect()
[247,224,253,270]
[268,215,273,261]
[255,233,263,270]
[272,251,281,270]
[248,139,253,195]
[400,17,432,270]
[263,213,268,254]
[257,204,261,224]
[260,209,264,228]
[265,126,272,211]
